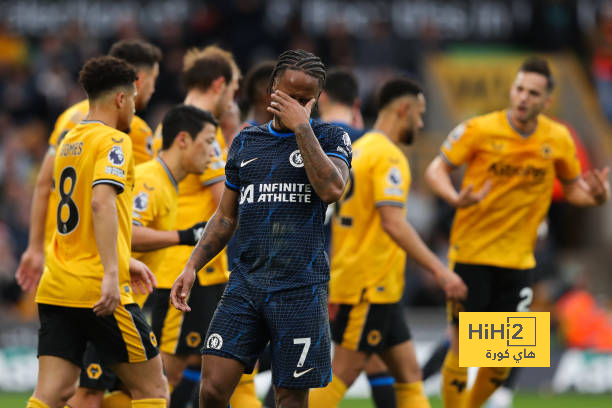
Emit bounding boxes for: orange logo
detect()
[186,332,201,348]
[367,330,382,346]
[86,363,102,380]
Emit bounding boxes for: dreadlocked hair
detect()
[268,49,326,94]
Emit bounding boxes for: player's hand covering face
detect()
[129,257,156,294]
[268,69,319,131]
[171,269,196,312]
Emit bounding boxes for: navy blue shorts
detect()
[202,276,331,389]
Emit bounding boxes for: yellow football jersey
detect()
[440,110,581,269]
[155,125,229,288]
[128,115,154,165]
[330,131,411,304]
[37,121,135,307]
[45,100,153,248]
[131,157,179,305]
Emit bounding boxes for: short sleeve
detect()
[373,152,411,208]
[93,132,133,194]
[555,129,581,183]
[440,121,479,167]
[132,177,158,227]
[224,134,242,191]
[320,126,352,169]
[200,137,227,186]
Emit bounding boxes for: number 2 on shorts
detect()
[293,337,311,368]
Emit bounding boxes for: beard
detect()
[401,128,414,145]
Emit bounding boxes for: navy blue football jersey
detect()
[225,119,352,292]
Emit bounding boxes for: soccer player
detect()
[28,56,168,408]
[309,78,467,408]
[317,67,365,142]
[319,67,395,408]
[93,105,218,408]
[171,49,352,408]
[149,46,259,408]
[425,57,610,408]
[17,39,161,291]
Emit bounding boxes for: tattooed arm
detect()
[171,186,238,311]
[294,124,349,203]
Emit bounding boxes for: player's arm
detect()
[378,205,467,301]
[269,90,349,203]
[91,184,121,316]
[561,168,610,206]
[171,186,239,311]
[16,151,54,291]
[131,221,207,252]
[425,156,490,208]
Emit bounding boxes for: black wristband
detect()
[177,228,195,245]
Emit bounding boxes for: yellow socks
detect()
[230,372,261,408]
[27,397,50,408]
[102,391,132,408]
[464,367,511,408]
[442,351,467,408]
[308,374,347,408]
[394,381,430,408]
[131,398,166,408]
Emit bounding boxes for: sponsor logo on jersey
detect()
[289,150,304,168]
[240,183,313,204]
[487,162,547,180]
[207,333,223,350]
[108,145,125,166]
[133,192,149,211]
[241,157,259,167]
[541,144,552,158]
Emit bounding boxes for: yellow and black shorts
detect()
[37,303,159,367]
[330,301,411,353]
[151,280,225,355]
[446,263,534,326]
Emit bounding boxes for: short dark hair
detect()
[323,68,359,106]
[79,56,137,100]
[182,53,233,92]
[161,105,218,150]
[519,57,555,92]
[243,60,275,106]
[377,78,423,111]
[108,40,162,70]
[268,49,326,94]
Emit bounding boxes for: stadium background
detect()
[1,0,612,406]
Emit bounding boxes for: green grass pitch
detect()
[2,392,611,407]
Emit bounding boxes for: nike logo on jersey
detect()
[112,137,124,143]
[293,368,314,378]
[240,158,258,167]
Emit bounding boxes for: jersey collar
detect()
[156,156,179,192]
[80,119,107,126]
[506,110,537,139]
[267,118,313,138]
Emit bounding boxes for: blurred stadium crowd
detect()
[2,0,612,328]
